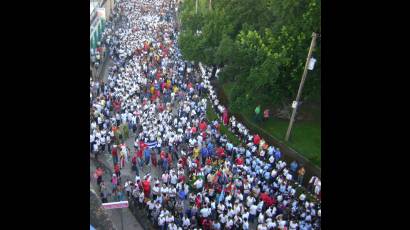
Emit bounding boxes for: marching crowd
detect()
[90,0,321,229]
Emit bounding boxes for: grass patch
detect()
[221,82,321,167]
[206,100,241,146]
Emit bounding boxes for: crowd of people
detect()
[90,0,321,229]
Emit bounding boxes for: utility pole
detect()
[285,32,318,141]
[196,0,198,14]
[209,0,212,11]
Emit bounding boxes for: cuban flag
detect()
[146,140,158,149]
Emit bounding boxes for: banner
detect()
[146,140,158,149]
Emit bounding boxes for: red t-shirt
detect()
[199,122,207,131]
[235,157,244,165]
[253,134,261,145]
[137,150,143,158]
[114,164,120,173]
[112,148,117,157]
[217,147,225,157]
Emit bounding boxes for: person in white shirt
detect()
[217,202,225,214]
[160,184,169,196]
[257,201,264,214]
[158,214,165,229]
[258,212,265,224]
[200,206,211,218]
[242,218,250,230]
[278,219,287,230]
[165,214,174,224]
[249,204,257,223]
[219,213,227,225]
[246,195,256,208]
[193,178,203,190]
[299,193,306,201]
[182,215,190,229]
[171,173,178,186]
[257,223,267,230]
[289,220,298,230]
[225,218,234,229]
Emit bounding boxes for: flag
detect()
[146,140,158,149]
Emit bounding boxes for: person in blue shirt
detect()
[201,146,208,164]
[290,161,298,177]
[263,170,271,181]
[162,157,169,172]
[207,142,214,156]
[274,148,282,160]
[144,147,151,166]
[178,190,186,200]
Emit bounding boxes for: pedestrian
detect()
[111,145,118,165]
[95,167,104,189]
[144,147,151,168]
[131,153,139,175]
[254,105,261,123]
[114,163,121,178]
[297,166,305,185]
[111,174,118,195]
[263,109,270,121]
[290,161,298,178]
[151,149,158,168]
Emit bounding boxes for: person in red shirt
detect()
[191,126,197,134]
[114,163,121,179]
[260,192,275,207]
[95,167,104,188]
[202,218,211,230]
[167,153,172,168]
[111,146,118,165]
[223,108,229,126]
[253,134,261,145]
[178,174,186,183]
[217,147,225,158]
[199,121,207,132]
[139,140,147,151]
[235,156,244,165]
[142,178,151,198]
[202,131,207,142]
[131,153,139,175]
[151,150,157,168]
[195,194,202,208]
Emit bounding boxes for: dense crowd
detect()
[90,0,321,229]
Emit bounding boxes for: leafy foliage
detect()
[179,0,321,112]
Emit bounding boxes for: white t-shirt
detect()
[250,205,257,215]
[158,216,165,226]
[194,179,203,189]
[182,217,190,227]
[226,219,234,229]
[278,220,286,229]
[243,221,249,230]
[258,213,264,224]
[289,221,298,230]
[219,214,227,224]
[257,224,267,230]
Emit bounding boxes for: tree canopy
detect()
[178,0,321,112]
